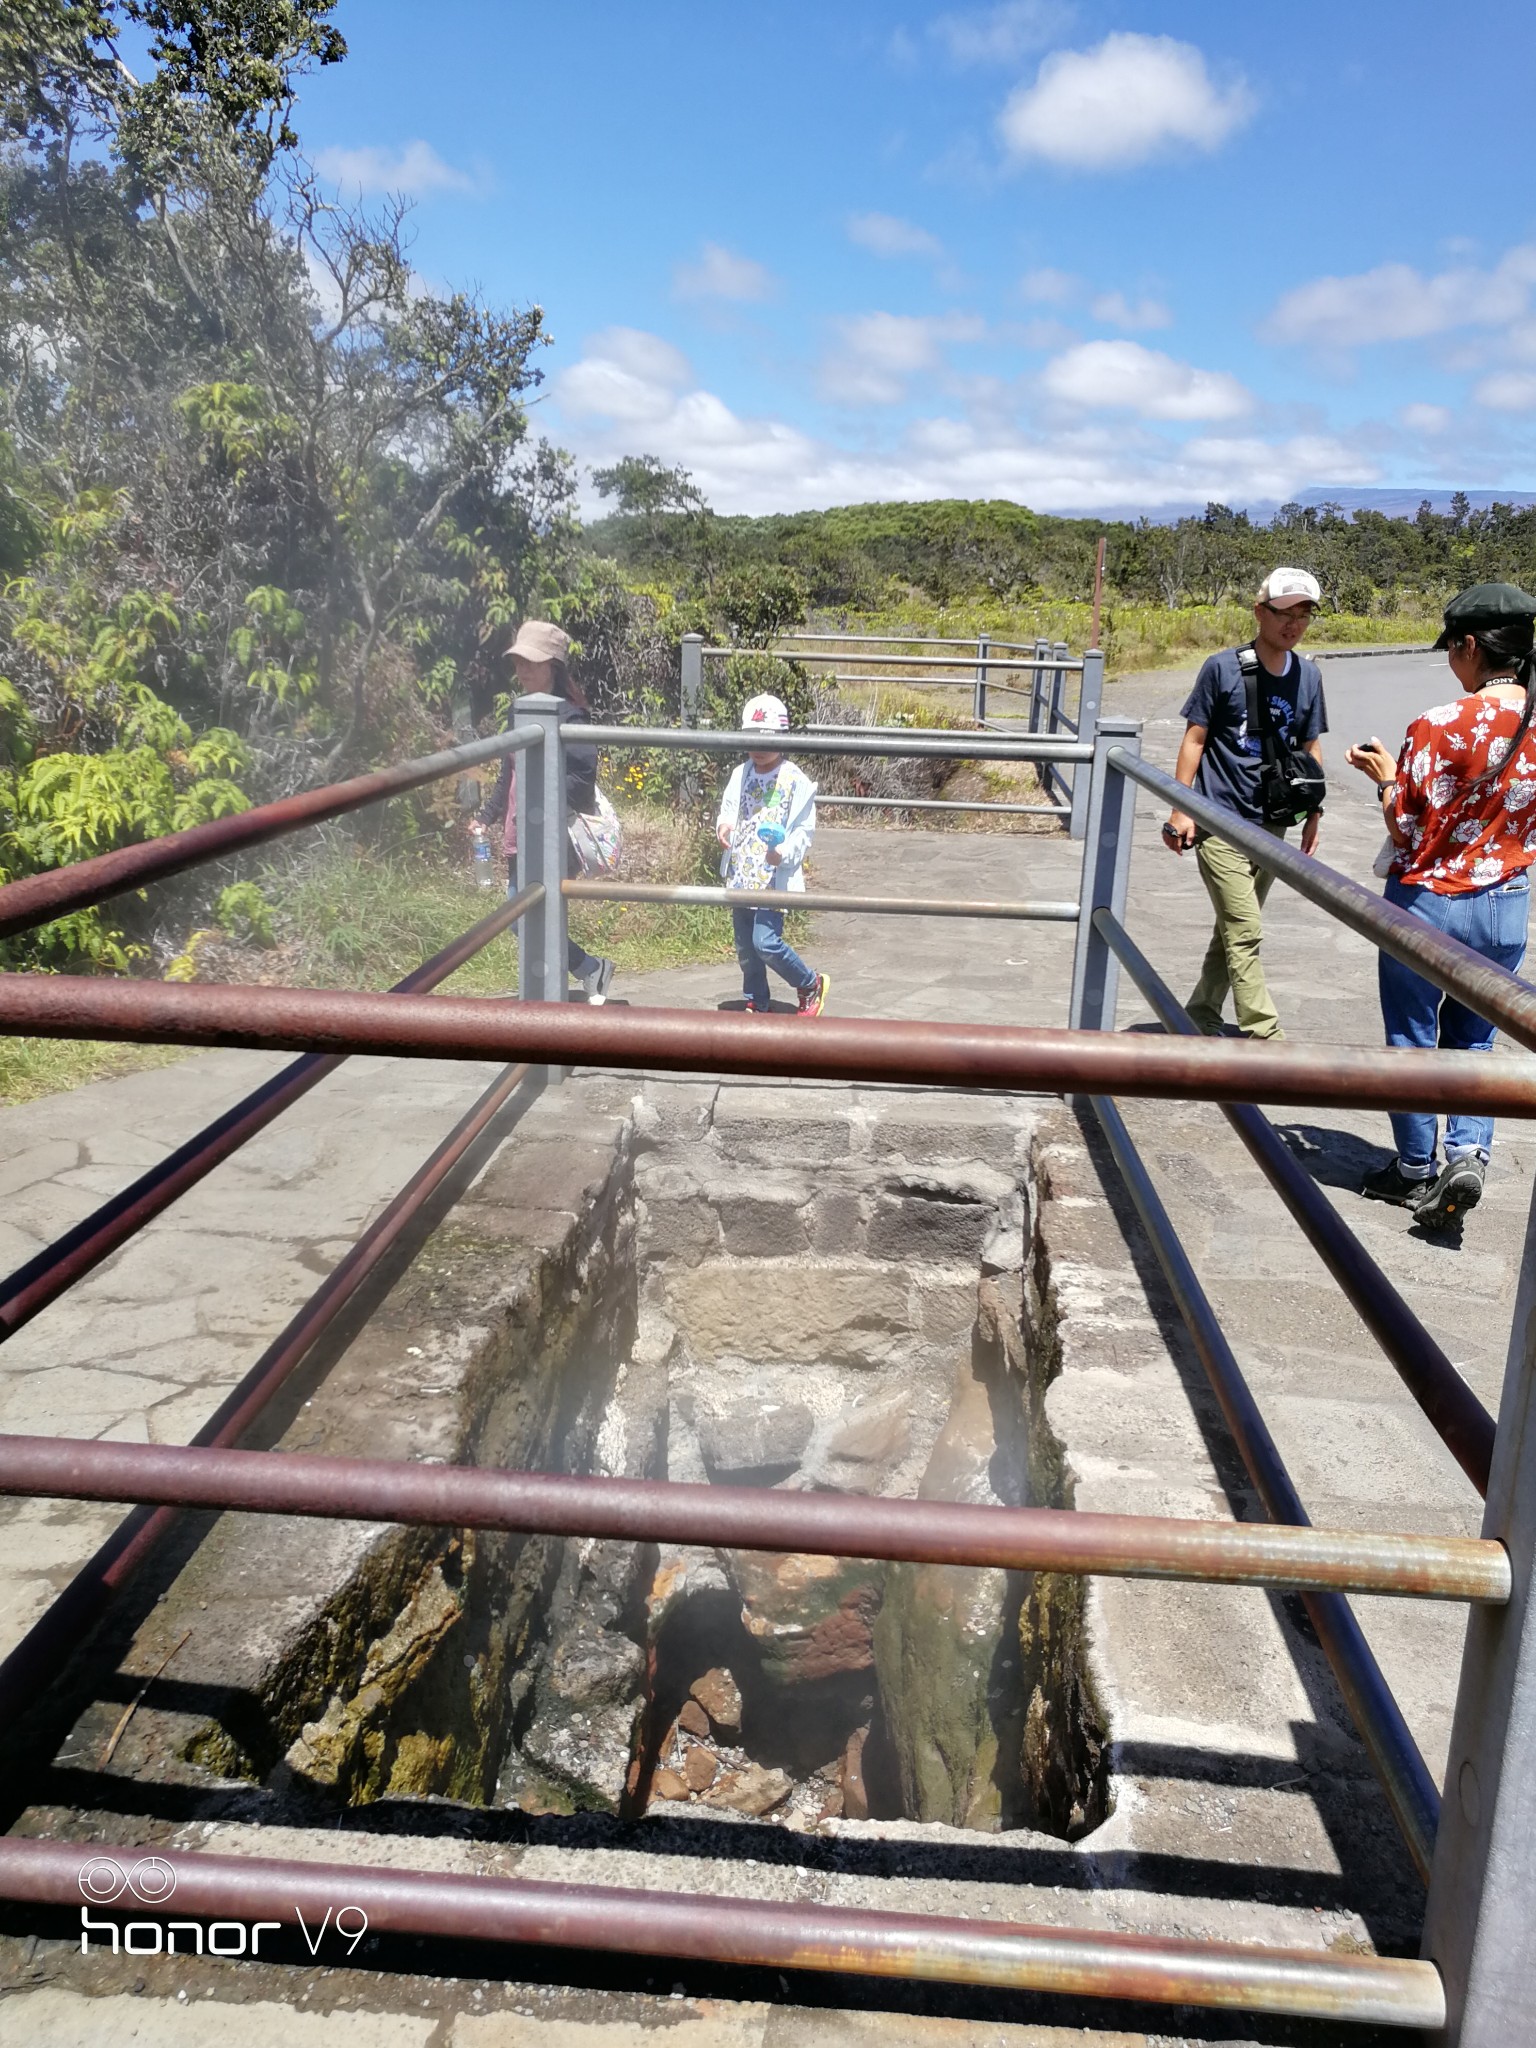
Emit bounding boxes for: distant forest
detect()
[585,479,1536,618]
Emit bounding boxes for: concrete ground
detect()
[0,647,1521,2044]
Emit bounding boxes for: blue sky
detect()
[292,0,1536,516]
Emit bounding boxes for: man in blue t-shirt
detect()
[1162,567,1327,1039]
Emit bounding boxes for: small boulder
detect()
[683,1745,718,1792]
[652,1767,689,1803]
[702,1763,792,1817]
[730,1550,883,1687]
[690,1666,743,1736]
[676,1698,710,1739]
[698,1398,814,1482]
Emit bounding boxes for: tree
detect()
[0,0,575,967]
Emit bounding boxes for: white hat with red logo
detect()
[1256,567,1322,608]
[740,693,790,733]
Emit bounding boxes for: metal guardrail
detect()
[0,1836,1448,2029]
[1093,906,1497,1493]
[0,1433,1508,1599]
[563,878,1081,921]
[0,725,543,944]
[677,630,1101,836]
[0,668,1534,2038]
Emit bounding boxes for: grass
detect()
[225,813,740,997]
[0,814,740,1106]
[804,598,1442,679]
[0,1036,190,1108]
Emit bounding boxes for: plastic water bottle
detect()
[470,825,496,888]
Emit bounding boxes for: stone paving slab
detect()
[0,1050,509,1657]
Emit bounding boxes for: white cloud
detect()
[1402,402,1453,434]
[556,328,694,426]
[672,242,776,303]
[1475,372,1536,413]
[846,212,944,260]
[999,34,1254,171]
[1265,245,1536,348]
[1091,290,1172,331]
[550,326,1380,518]
[1019,267,1079,304]
[1041,340,1251,421]
[929,1,1074,67]
[819,311,987,406]
[313,139,478,198]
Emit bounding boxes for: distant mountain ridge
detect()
[1035,487,1536,523]
[1293,487,1536,519]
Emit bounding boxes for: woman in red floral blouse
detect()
[1347,582,1536,1227]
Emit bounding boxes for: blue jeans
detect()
[732,906,814,1008]
[1379,873,1530,1171]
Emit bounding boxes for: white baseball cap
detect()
[740,693,790,733]
[1257,567,1322,607]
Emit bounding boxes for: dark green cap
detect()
[1433,581,1536,649]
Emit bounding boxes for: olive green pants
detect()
[1186,826,1286,1040]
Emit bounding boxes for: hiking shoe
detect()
[1361,1159,1436,1207]
[797,973,830,1017]
[1416,1156,1486,1229]
[580,958,616,1005]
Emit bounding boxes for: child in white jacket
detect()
[715,693,829,1015]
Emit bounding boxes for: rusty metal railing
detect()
[0,725,543,944]
[0,883,542,1344]
[1,689,1535,2038]
[0,1836,1448,2029]
[1093,905,1497,1493]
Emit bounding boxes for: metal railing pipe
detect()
[0,729,542,943]
[779,633,1056,655]
[0,1434,1509,1601]
[704,648,1083,674]
[793,671,1014,689]
[562,723,1092,763]
[4,979,1536,1118]
[1090,1094,1441,1880]
[0,885,543,1344]
[561,880,1081,922]
[780,631,1033,650]
[1113,749,1536,1052]
[1094,908,1497,1495]
[0,1060,536,1724]
[0,1837,1447,2027]
[814,796,1070,818]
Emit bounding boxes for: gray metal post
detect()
[1050,640,1068,732]
[513,696,570,1076]
[680,632,703,727]
[1422,1178,1536,2042]
[1069,649,1106,840]
[679,633,704,809]
[973,634,989,725]
[1068,717,1140,1031]
[1029,636,1047,732]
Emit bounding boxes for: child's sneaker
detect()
[742,999,766,1014]
[797,973,830,1017]
[579,958,616,1005]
